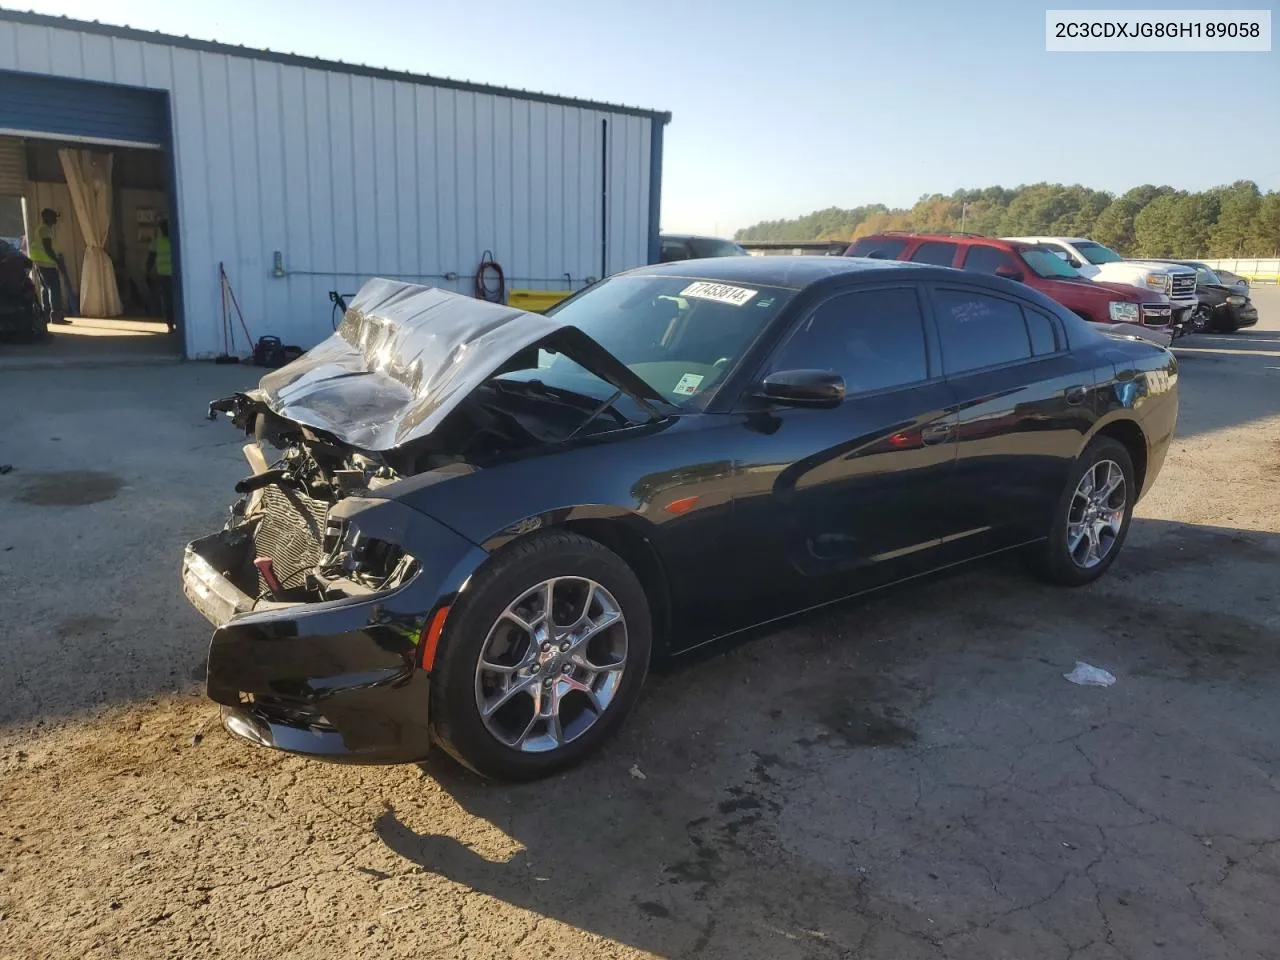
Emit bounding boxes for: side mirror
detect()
[1067,256,1082,268]
[995,266,1024,282]
[757,369,845,408]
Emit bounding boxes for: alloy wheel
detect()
[475,577,628,753]
[1190,305,1211,333]
[1066,459,1127,569]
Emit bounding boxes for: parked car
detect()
[846,233,1180,346]
[1149,259,1259,333]
[0,238,46,342]
[186,259,1177,780]
[1214,268,1250,292]
[1004,236,1200,327]
[659,233,749,263]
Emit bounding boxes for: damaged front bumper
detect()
[182,499,485,764]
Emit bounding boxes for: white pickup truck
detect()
[1004,236,1198,328]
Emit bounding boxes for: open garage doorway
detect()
[0,72,180,367]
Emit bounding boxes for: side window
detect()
[962,246,1017,275]
[1024,307,1059,355]
[660,241,691,263]
[908,241,958,267]
[934,288,1033,373]
[769,287,929,395]
[848,236,908,260]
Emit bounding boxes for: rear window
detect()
[962,246,1018,275]
[908,242,959,267]
[934,289,1035,374]
[1074,241,1123,265]
[1025,308,1059,355]
[848,237,908,260]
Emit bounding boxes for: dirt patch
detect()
[56,613,117,637]
[14,470,124,506]
[803,698,918,749]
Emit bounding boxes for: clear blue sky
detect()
[13,0,1280,234]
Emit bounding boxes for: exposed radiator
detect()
[251,484,331,593]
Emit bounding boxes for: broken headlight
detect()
[319,514,418,590]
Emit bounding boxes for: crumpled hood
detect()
[247,278,665,453]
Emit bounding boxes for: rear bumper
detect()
[182,502,485,764]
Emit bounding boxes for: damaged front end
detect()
[182,446,481,762]
[183,279,667,762]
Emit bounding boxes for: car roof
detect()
[856,232,1042,251]
[660,233,737,242]
[622,255,932,289]
[1005,236,1094,244]
[622,255,1085,331]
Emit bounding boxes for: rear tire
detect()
[430,530,651,781]
[1029,437,1135,587]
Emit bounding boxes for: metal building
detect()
[0,9,669,359]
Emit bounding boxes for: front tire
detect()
[1030,437,1135,587]
[1190,304,1212,334]
[430,530,651,781]
[16,304,48,343]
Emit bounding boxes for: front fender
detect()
[478,503,655,552]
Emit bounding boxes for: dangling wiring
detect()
[474,250,506,303]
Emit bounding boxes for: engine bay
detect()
[209,376,643,609]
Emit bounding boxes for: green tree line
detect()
[734,182,1280,258]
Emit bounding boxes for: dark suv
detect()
[847,233,1181,346]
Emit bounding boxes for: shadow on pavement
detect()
[373,518,1280,959]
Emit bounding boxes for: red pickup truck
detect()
[846,233,1180,346]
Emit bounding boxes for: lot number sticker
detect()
[679,281,758,306]
[672,373,705,396]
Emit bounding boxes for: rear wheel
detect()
[1029,437,1135,586]
[430,530,651,781]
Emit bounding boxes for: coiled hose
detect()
[474,250,505,303]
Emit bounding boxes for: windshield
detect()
[1194,266,1221,285]
[688,237,749,258]
[1075,241,1124,265]
[1023,247,1080,279]
[501,275,793,406]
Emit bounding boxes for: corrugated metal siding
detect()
[0,19,657,358]
[0,135,24,194]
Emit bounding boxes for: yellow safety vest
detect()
[150,235,172,276]
[30,223,56,265]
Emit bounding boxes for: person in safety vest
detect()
[30,208,69,325]
[146,218,175,332]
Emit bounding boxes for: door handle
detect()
[1065,385,1088,406]
[921,423,952,445]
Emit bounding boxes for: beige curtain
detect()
[58,148,122,317]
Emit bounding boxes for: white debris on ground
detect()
[1064,661,1116,687]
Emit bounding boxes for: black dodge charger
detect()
[184,257,1178,780]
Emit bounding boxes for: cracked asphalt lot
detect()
[2,292,1279,959]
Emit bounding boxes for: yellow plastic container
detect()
[508,288,574,313]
